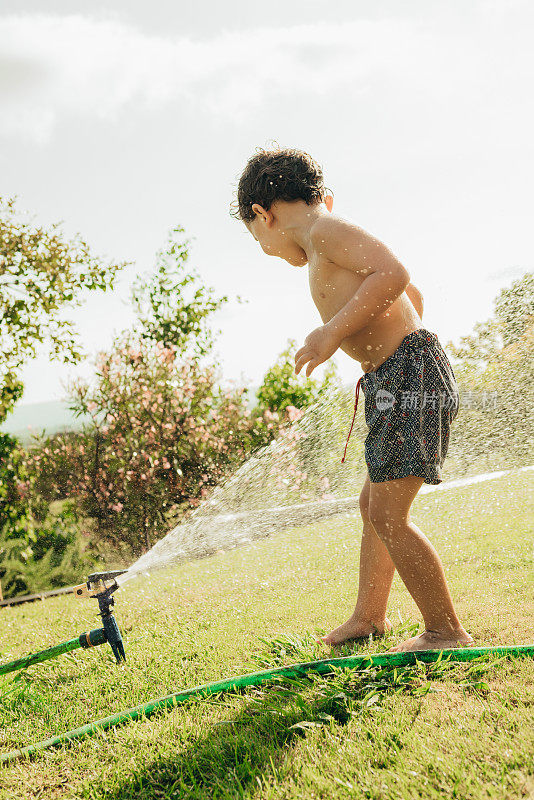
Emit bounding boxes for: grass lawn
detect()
[0,470,533,799]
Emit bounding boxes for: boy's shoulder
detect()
[309,214,384,270]
[310,214,368,250]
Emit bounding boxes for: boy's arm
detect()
[295,219,410,376]
[405,283,424,318]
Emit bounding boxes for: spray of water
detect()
[120,386,357,583]
[118,379,533,586]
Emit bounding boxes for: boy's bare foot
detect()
[317,616,393,647]
[386,628,474,653]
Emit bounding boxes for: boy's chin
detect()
[285,256,308,268]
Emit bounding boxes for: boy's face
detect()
[245,203,308,267]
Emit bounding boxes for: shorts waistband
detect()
[364,328,438,377]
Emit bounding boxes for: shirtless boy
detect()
[232,146,474,653]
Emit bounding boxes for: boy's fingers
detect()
[295,352,312,374]
[306,359,319,377]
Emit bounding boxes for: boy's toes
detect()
[316,634,336,646]
[316,617,393,648]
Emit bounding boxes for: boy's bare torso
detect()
[307,231,422,373]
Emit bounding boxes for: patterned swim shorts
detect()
[360,328,460,485]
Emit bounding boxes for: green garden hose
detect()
[0,629,107,677]
[1,643,532,764]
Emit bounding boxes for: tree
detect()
[0,195,125,542]
[0,196,125,592]
[25,229,250,557]
[130,226,233,358]
[0,196,125,382]
[242,339,348,503]
[446,272,533,472]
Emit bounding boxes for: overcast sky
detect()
[1,0,532,405]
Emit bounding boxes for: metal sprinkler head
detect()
[73,570,127,663]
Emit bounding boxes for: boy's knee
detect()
[368,500,404,532]
[368,502,387,530]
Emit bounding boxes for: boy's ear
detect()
[325,194,333,212]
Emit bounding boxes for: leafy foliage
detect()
[24,248,340,560]
[0,195,126,594]
[130,226,234,359]
[0,501,94,597]
[0,432,33,545]
[446,272,533,472]
[255,338,338,415]
[0,195,125,374]
[27,334,259,557]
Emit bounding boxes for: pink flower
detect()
[286,405,304,422]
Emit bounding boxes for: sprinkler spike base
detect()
[0,570,128,677]
[74,571,126,664]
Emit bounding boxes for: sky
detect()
[1,0,532,405]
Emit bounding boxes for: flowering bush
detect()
[27,331,264,556]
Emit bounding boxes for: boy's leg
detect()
[318,472,395,646]
[368,475,473,652]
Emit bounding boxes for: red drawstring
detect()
[341,375,363,463]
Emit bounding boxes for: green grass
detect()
[0,471,533,799]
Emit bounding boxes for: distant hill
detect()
[0,400,91,446]
[1,388,263,446]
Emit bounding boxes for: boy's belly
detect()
[316,291,422,372]
[309,257,423,373]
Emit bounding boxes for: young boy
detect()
[231,146,474,653]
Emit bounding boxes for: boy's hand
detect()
[294,325,341,377]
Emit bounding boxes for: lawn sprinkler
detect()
[0,569,127,678]
[73,570,127,663]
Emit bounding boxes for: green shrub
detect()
[0,501,95,598]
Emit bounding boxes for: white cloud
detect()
[2,9,531,143]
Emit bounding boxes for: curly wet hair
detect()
[229,142,332,223]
